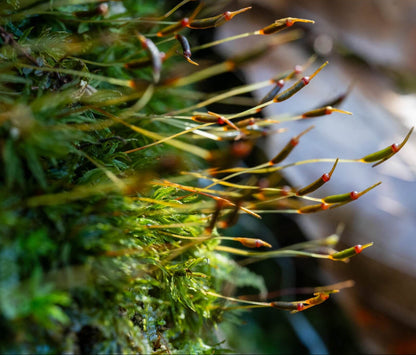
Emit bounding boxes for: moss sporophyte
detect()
[0,0,412,353]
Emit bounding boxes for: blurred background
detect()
[209,0,416,353]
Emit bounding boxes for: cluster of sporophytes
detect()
[0,0,413,353]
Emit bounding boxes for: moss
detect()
[0,1,411,353]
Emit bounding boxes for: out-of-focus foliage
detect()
[0,1,261,352]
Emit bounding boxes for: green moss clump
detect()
[0,1,267,353]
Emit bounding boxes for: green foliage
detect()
[0,2,239,352]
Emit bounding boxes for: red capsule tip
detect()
[290,138,299,147]
[297,303,305,311]
[350,191,359,200]
[391,143,399,153]
[97,3,108,15]
[255,240,262,248]
[231,141,252,158]
[301,76,310,85]
[321,173,330,182]
[181,18,190,27]
[140,39,149,49]
[324,106,332,115]
[281,185,292,196]
[224,11,232,21]
[277,79,285,87]
[354,245,363,254]
[286,18,294,27]
[321,202,329,210]
[217,117,225,125]
[294,65,303,74]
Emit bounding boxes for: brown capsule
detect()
[298,203,329,214]
[187,7,251,29]
[275,76,310,102]
[192,112,239,131]
[157,18,190,37]
[270,301,305,312]
[323,191,359,204]
[318,85,352,108]
[74,2,108,18]
[322,182,381,204]
[269,126,313,164]
[235,118,257,128]
[138,34,162,83]
[175,34,198,66]
[258,17,315,35]
[360,126,413,167]
[301,106,352,118]
[274,62,328,103]
[233,237,272,248]
[296,159,338,196]
[269,137,299,164]
[329,242,373,261]
[259,79,285,104]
